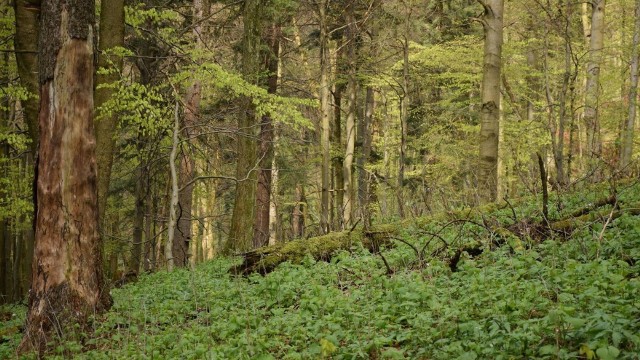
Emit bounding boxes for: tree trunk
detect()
[165,102,180,271]
[621,0,640,171]
[95,0,125,223]
[13,0,40,153]
[398,36,409,217]
[477,0,504,203]
[360,87,375,229]
[143,181,153,272]
[20,1,111,353]
[319,0,331,235]
[583,0,605,160]
[128,163,145,275]
[227,0,262,253]
[343,7,357,227]
[254,24,280,248]
[292,183,305,239]
[332,36,345,231]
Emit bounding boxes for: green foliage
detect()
[4,183,640,359]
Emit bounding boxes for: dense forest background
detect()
[0,0,640,355]
[2,0,640,299]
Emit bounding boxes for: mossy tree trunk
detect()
[343,4,358,228]
[19,0,111,354]
[226,0,262,253]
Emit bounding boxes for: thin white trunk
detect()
[165,102,180,271]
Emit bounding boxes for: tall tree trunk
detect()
[227,0,262,253]
[254,24,280,248]
[319,0,331,234]
[292,183,305,239]
[359,87,375,229]
[621,0,640,171]
[583,0,605,160]
[13,0,40,153]
[95,0,125,223]
[477,0,504,203]
[333,38,345,230]
[20,1,111,353]
[343,7,357,227]
[165,102,180,271]
[398,36,409,217]
[173,0,207,267]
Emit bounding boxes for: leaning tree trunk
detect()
[621,0,640,171]
[19,0,111,354]
[583,0,605,160]
[477,0,504,203]
[95,0,124,223]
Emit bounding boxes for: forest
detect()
[0,0,639,358]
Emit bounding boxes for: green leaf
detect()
[596,346,620,360]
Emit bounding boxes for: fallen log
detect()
[231,226,396,275]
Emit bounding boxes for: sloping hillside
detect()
[2,182,640,359]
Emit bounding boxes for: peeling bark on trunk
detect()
[19,1,111,353]
[477,0,504,203]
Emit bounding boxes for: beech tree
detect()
[19,0,111,353]
[477,0,504,203]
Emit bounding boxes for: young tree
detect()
[477,0,504,203]
[19,0,111,353]
[583,0,605,160]
[621,0,640,171]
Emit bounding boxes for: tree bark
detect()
[398,36,409,217]
[343,6,357,227]
[165,102,180,271]
[333,37,345,231]
[359,87,375,229]
[583,0,605,160]
[319,0,331,235]
[227,0,262,253]
[477,0,504,203]
[621,0,640,171]
[253,24,280,248]
[95,0,125,223]
[13,0,40,153]
[20,0,111,353]
[128,163,145,275]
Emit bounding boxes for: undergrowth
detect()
[1,182,640,359]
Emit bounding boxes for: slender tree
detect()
[621,0,640,171]
[95,0,125,222]
[319,0,331,234]
[477,0,504,203]
[19,0,111,353]
[583,0,605,160]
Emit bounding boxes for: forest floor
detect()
[1,181,640,359]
